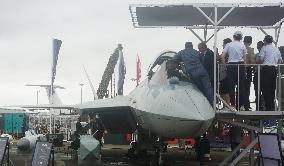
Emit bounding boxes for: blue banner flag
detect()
[117,50,126,95]
[50,38,62,96]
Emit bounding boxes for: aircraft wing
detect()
[77,96,137,134]
[0,107,26,113]
[4,104,75,110]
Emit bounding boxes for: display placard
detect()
[0,137,8,166]
[258,133,282,165]
[31,141,52,166]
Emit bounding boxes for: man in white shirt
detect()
[258,35,283,111]
[221,31,247,110]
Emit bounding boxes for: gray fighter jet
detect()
[78,51,215,164]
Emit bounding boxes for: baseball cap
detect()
[234,31,243,37]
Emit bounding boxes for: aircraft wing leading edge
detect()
[78,96,137,134]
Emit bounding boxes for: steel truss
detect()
[130,3,284,165]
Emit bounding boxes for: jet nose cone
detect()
[17,138,30,151]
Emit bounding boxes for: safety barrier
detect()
[216,63,284,112]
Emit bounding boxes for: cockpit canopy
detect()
[148,51,190,85]
[147,51,177,73]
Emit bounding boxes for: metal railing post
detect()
[217,63,220,110]
[238,65,240,111]
[278,65,281,111]
[213,6,218,112]
[257,65,260,111]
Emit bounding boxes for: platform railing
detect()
[217,63,284,112]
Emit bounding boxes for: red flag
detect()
[136,55,141,87]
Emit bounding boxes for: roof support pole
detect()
[275,24,282,46]
[275,24,282,112]
[217,7,235,25]
[219,140,243,166]
[196,7,215,25]
[188,28,204,42]
[213,6,218,112]
[249,130,256,166]
[188,28,221,44]
[278,68,282,112]
[275,27,279,46]
[258,28,277,45]
[228,138,258,166]
[205,28,221,43]
[259,27,269,36]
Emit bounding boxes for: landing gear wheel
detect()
[158,152,164,166]
[127,141,137,158]
[154,138,166,166]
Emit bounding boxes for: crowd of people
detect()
[174,32,283,165]
[175,31,283,111]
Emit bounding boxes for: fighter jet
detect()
[78,51,215,164]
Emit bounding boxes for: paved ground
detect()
[6,144,254,166]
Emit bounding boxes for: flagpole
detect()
[136,54,141,87]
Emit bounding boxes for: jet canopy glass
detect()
[148,51,190,84]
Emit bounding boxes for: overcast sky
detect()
[0,0,283,105]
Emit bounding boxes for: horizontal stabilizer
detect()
[78,96,137,133]
[25,84,65,89]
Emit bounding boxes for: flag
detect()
[50,38,62,96]
[136,55,141,87]
[117,50,126,95]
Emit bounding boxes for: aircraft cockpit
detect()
[147,51,190,85]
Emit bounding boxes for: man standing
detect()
[258,35,283,111]
[93,114,106,146]
[243,36,255,111]
[174,42,213,106]
[198,42,214,89]
[221,31,247,111]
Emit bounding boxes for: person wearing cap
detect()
[221,31,247,111]
[258,35,283,111]
[243,36,255,111]
[174,42,213,106]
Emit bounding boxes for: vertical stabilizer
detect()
[51,38,62,99]
[26,84,64,105]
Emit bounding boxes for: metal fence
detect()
[216,63,284,112]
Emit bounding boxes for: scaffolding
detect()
[129,3,284,165]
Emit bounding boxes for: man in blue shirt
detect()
[174,42,213,106]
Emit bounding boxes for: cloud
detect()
[0,0,283,105]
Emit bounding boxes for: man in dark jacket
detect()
[198,42,214,89]
[174,42,213,106]
[93,114,106,146]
